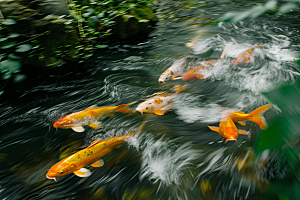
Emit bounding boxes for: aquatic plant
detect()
[0,18,31,95]
[219,0,300,23]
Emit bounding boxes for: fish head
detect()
[46,161,76,179]
[135,101,155,114]
[53,117,73,129]
[158,69,175,84]
[232,57,245,65]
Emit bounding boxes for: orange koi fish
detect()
[46,124,144,180]
[135,85,186,115]
[53,102,135,132]
[232,45,264,65]
[182,45,228,81]
[158,58,190,84]
[208,117,248,143]
[226,104,272,130]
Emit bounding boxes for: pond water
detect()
[1,0,300,199]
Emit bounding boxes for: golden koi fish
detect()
[226,104,272,130]
[208,117,248,143]
[53,102,135,132]
[46,124,144,180]
[232,45,264,65]
[182,45,228,81]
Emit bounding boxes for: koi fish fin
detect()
[172,84,188,94]
[154,104,173,115]
[91,159,104,167]
[88,121,102,129]
[116,102,136,114]
[72,126,85,132]
[238,129,248,135]
[73,168,92,177]
[153,109,166,116]
[219,43,230,60]
[208,126,220,133]
[249,104,272,130]
[85,105,97,110]
[225,138,237,143]
[107,113,114,117]
[89,139,99,146]
[237,121,246,126]
[172,77,182,80]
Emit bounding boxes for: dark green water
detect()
[1,0,300,199]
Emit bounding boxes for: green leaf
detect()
[8,53,20,60]
[8,33,20,38]
[0,91,3,95]
[95,44,108,48]
[15,44,32,52]
[278,3,299,14]
[0,59,21,73]
[13,74,27,83]
[265,0,277,11]
[3,19,16,25]
[0,37,8,42]
[2,71,12,80]
[1,41,17,49]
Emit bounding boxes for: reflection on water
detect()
[1,0,300,199]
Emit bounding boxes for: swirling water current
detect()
[1,0,300,199]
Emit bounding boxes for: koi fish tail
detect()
[172,84,188,94]
[219,44,230,60]
[116,102,136,114]
[182,69,205,81]
[249,104,272,130]
[252,45,265,50]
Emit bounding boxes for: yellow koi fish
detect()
[232,45,264,65]
[53,102,135,132]
[46,124,144,180]
[226,104,272,130]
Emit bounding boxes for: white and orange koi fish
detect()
[232,45,264,65]
[182,44,228,81]
[158,57,190,84]
[136,85,186,115]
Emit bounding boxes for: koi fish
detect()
[208,117,248,143]
[226,104,272,130]
[46,124,144,180]
[135,85,186,115]
[232,45,264,65]
[182,44,228,81]
[158,57,190,84]
[53,102,135,132]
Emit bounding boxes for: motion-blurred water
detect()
[1,0,300,199]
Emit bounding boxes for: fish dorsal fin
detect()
[91,159,104,167]
[73,168,92,177]
[85,105,97,110]
[89,139,99,147]
[238,130,248,135]
[88,121,102,129]
[208,126,220,133]
[153,110,165,116]
[72,126,85,132]
[237,121,246,126]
